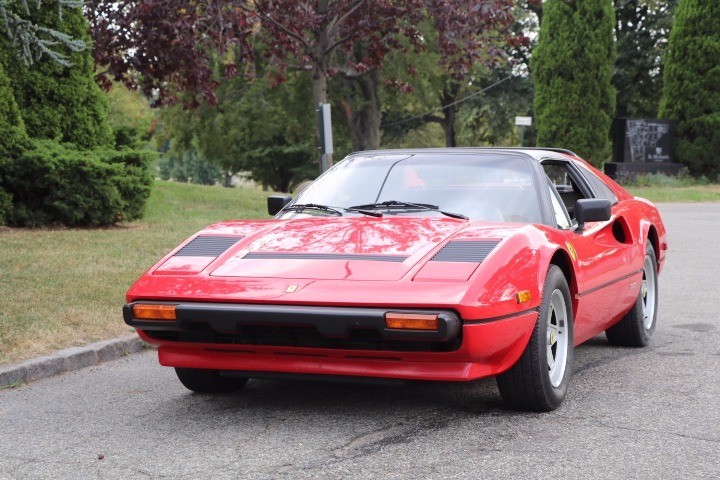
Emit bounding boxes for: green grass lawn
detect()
[0,181,270,364]
[627,184,720,202]
[0,180,718,364]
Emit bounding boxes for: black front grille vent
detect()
[146,325,459,353]
[430,240,500,263]
[174,235,243,257]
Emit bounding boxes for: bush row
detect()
[0,140,154,227]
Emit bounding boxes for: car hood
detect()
[209,216,473,281]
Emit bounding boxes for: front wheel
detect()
[606,243,658,347]
[496,265,574,411]
[175,368,248,393]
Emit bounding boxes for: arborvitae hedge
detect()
[0,3,114,150]
[659,0,720,180]
[532,0,616,167]
[0,140,153,227]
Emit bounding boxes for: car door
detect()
[541,160,639,344]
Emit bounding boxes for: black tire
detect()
[496,265,574,412]
[606,244,658,347]
[175,368,248,393]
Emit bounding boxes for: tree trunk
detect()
[311,1,333,168]
[342,70,382,151]
[312,66,328,106]
[441,107,457,147]
[440,82,460,147]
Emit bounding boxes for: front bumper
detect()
[125,301,538,381]
[124,302,461,351]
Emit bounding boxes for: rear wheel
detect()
[496,265,574,411]
[175,368,248,393]
[606,243,658,347]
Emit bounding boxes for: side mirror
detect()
[267,195,292,215]
[574,198,611,232]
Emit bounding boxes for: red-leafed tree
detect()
[89,0,514,161]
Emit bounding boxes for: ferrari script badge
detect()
[285,284,298,293]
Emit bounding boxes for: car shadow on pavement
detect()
[150,333,651,425]
[160,374,507,419]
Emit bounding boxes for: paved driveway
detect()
[1,203,718,479]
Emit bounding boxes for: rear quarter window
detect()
[577,165,618,204]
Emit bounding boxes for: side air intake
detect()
[174,235,243,257]
[430,240,500,263]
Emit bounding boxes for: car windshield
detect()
[281,153,543,223]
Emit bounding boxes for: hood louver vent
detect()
[431,240,500,263]
[174,235,243,257]
[243,252,407,262]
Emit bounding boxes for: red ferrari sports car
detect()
[124,148,667,411]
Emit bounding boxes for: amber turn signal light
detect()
[133,304,177,321]
[385,313,439,331]
[516,290,532,304]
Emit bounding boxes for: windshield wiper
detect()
[347,200,468,220]
[282,203,383,218]
[282,203,344,216]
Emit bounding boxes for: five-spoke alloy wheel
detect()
[606,243,659,347]
[497,265,574,411]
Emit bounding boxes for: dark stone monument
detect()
[604,118,683,179]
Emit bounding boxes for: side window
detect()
[543,164,573,192]
[576,165,618,204]
[548,182,572,229]
[542,162,588,219]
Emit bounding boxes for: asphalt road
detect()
[1,203,718,480]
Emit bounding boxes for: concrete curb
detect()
[0,335,149,388]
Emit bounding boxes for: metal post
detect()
[316,103,334,173]
[515,116,532,148]
[320,153,328,172]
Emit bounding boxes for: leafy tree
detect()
[614,0,676,118]
[105,83,155,149]
[158,149,223,186]
[0,1,113,149]
[379,25,469,148]
[380,2,534,149]
[211,74,318,192]
[157,68,317,192]
[90,0,515,158]
[659,0,720,179]
[381,61,533,149]
[532,0,616,166]
[456,72,535,147]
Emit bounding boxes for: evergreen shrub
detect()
[0,140,154,227]
[0,2,114,150]
[659,0,720,179]
[532,0,616,167]
[0,187,10,225]
[0,63,29,158]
